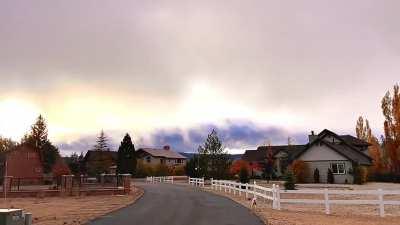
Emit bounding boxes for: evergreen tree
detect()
[327,168,335,184]
[239,165,250,184]
[313,168,320,183]
[21,115,60,174]
[284,170,296,190]
[198,129,231,179]
[93,130,109,151]
[22,114,48,149]
[116,133,136,175]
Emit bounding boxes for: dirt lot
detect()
[206,186,400,225]
[0,187,143,225]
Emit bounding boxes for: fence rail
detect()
[188,177,205,187]
[211,179,400,217]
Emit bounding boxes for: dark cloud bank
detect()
[58,120,308,155]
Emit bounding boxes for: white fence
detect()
[188,177,205,187]
[211,179,400,217]
[146,176,174,184]
[211,179,280,209]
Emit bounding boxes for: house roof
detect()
[84,150,118,162]
[242,145,306,162]
[294,129,373,165]
[137,148,187,159]
[242,129,372,166]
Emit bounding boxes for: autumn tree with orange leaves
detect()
[381,84,400,174]
[356,116,384,175]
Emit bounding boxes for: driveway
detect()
[88,182,264,225]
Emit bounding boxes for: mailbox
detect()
[0,209,25,225]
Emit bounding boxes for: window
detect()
[160,159,165,164]
[146,156,151,163]
[330,163,346,174]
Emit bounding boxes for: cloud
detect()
[57,120,308,155]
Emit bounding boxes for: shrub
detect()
[173,166,185,176]
[135,161,153,178]
[313,168,320,183]
[327,169,334,184]
[353,165,368,184]
[239,165,250,184]
[284,170,296,190]
[291,160,309,183]
[154,164,170,176]
[372,172,400,183]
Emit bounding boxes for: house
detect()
[242,129,372,184]
[83,150,117,175]
[0,144,70,181]
[136,145,187,168]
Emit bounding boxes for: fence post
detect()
[202,178,205,187]
[253,181,257,199]
[272,184,276,209]
[220,181,222,191]
[378,189,385,217]
[324,188,330,215]
[276,185,281,210]
[210,178,213,190]
[246,184,249,199]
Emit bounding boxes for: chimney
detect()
[308,131,317,143]
[163,145,170,151]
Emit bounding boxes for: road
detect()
[87,182,265,225]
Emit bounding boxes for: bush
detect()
[372,172,400,183]
[173,166,185,176]
[154,164,170,176]
[291,160,309,183]
[327,169,334,184]
[239,165,250,184]
[313,168,320,183]
[353,166,368,184]
[284,170,296,190]
[135,161,153,178]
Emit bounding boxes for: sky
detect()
[1,0,399,155]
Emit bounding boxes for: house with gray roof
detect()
[136,145,187,168]
[242,129,372,184]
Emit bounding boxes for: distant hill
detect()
[180,152,242,161]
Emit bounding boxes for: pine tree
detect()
[22,114,48,149]
[198,129,231,179]
[116,133,136,175]
[284,170,296,190]
[93,130,109,151]
[22,115,60,174]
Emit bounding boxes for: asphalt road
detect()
[87,182,264,225]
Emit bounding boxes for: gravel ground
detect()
[0,187,143,225]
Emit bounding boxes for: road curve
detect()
[88,182,264,225]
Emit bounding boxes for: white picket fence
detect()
[188,177,205,187]
[211,179,400,217]
[146,176,174,184]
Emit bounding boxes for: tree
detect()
[116,133,136,175]
[284,170,296,190]
[264,143,275,182]
[22,114,48,149]
[66,152,85,175]
[41,141,60,173]
[356,116,385,175]
[93,130,109,151]
[313,168,320,183]
[198,130,231,179]
[327,168,334,184]
[21,115,60,174]
[0,136,17,152]
[239,165,250,184]
[381,84,400,174]
[230,160,249,176]
[291,160,309,183]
